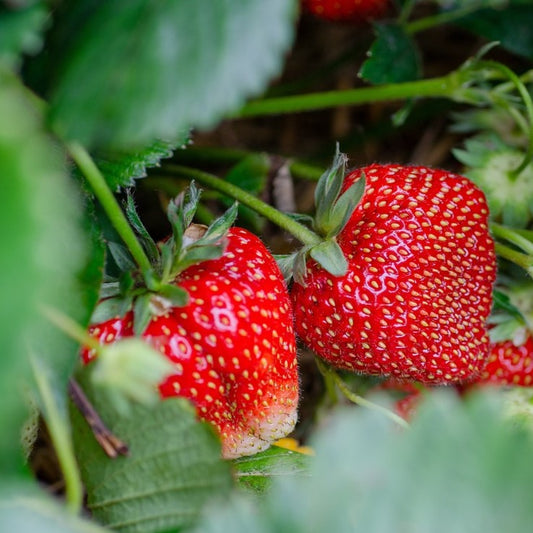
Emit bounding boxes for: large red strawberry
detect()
[301,0,390,23]
[291,162,496,384]
[83,191,299,459]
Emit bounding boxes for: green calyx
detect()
[92,181,238,333]
[286,147,365,284]
[489,286,533,344]
[454,134,533,228]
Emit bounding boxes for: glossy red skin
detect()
[477,335,533,387]
[83,227,299,459]
[301,0,390,23]
[291,164,496,384]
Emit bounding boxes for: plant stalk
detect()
[235,72,473,119]
[31,358,83,514]
[160,165,323,247]
[316,359,409,429]
[68,142,153,273]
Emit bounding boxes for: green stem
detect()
[31,357,83,514]
[159,165,323,246]
[316,359,409,429]
[405,3,485,34]
[235,72,473,118]
[173,146,325,181]
[492,223,533,256]
[494,242,533,277]
[68,142,152,273]
[41,305,101,353]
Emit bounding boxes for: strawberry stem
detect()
[68,142,153,274]
[492,223,533,257]
[161,165,323,247]
[41,305,102,353]
[493,242,533,278]
[234,71,477,119]
[31,357,83,515]
[316,359,410,429]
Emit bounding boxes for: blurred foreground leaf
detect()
[47,0,296,149]
[70,369,233,533]
[194,391,533,532]
[0,67,89,477]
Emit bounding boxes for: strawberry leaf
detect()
[70,370,233,533]
[193,391,533,533]
[360,24,421,85]
[96,138,186,191]
[233,445,312,494]
[46,0,297,149]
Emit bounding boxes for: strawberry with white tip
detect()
[82,186,299,459]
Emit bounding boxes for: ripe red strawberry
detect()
[291,163,496,384]
[477,334,533,387]
[301,0,390,23]
[83,226,299,459]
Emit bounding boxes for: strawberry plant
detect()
[4,1,533,533]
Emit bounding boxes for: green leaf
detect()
[233,445,312,494]
[0,67,89,477]
[309,240,348,277]
[96,138,186,191]
[458,3,533,60]
[47,0,297,149]
[0,493,108,533]
[360,24,421,84]
[70,371,233,533]
[0,3,48,69]
[193,391,533,533]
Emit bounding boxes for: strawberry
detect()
[301,0,390,23]
[83,190,299,459]
[290,162,496,384]
[477,334,533,387]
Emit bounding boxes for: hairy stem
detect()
[159,165,323,246]
[68,142,152,273]
[316,359,409,429]
[235,72,474,118]
[405,3,487,34]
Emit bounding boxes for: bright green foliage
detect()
[360,24,421,84]
[70,370,233,533]
[194,392,533,533]
[47,0,297,149]
[0,67,89,478]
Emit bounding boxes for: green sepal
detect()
[158,284,189,307]
[99,281,121,299]
[125,191,161,265]
[119,270,135,295]
[275,253,298,284]
[292,245,313,286]
[492,290,527,322]
[314,148,365,239]
[309,240,348,278]
[200,202,238,245]
[177,245,226,274]
[133,293,153,336]
[314,148,348,233]
[90,296,133,325]
[107,241,136,272]
[167,182,202,256]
